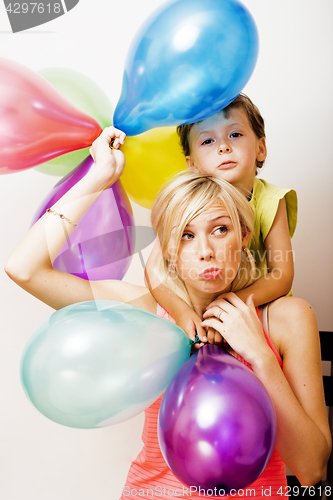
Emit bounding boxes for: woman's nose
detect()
[198,241,214,260]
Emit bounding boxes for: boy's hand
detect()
[90,126,126,186]
[175,308,207,343]
[205,326,229,347]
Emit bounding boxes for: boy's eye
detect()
[230,132,242,138]
[201,138,214,145]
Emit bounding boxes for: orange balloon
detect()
[121,127,187,209]
[0,57,102,174]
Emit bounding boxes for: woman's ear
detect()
[256,138,267,162]
[242,227,251,248]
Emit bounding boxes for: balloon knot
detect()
[190,334,202,345]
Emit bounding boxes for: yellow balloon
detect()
[121,127,187,209]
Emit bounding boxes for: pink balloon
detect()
[0,57,103,174]
[31,156,135,281]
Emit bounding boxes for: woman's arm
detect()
[235,199,294,306]
[5,127,157,314]
[266,296,331,484]
[202,294,331,486]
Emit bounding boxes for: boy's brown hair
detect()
[176,93,266,170]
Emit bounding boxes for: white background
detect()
[0,1,333,499]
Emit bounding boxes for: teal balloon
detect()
[21,301,191,429]
[114,0,259,136]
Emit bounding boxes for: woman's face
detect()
[174,203,249,301]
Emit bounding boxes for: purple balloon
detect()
[31,156,135,280]
[158,344,276,494]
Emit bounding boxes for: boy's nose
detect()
[219,145,230,153]
[218,139,231,154]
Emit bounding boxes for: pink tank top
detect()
[120,307,287,500]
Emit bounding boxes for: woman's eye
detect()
[214,226,228,235]
[201,138,214,145]
[181,232,194,240]
[230,132,242,138]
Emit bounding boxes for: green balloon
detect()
[34,148,91,177]
[35,68,113,176]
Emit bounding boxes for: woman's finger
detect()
[246,294,256,310]
[208,292,247,311]
[202,319,225,339]
[203,305,227,321]
[94,127,125,149]
[206,300,235,318]
[208,295,249,318]
[103,126,126,148]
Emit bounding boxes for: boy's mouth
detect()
[218,161,237,169]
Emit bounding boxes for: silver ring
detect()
[217,308,225,321]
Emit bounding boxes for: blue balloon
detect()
[21,301,191,429]
[114,0,259,136]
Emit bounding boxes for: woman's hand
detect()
[202,293,270,365]
[5,126,130,311]
[89,126,126,187]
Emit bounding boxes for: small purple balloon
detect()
[31,156,135,280]
[158,344,276,494]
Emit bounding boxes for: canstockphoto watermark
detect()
[3,0,80,33]
[122,486,257,497]
[122,485,332,498]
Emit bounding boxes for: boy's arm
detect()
[220,199,294,307]
[145,241,207,341]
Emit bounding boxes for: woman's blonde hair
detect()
[150,172,256,308]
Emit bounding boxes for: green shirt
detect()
[249,178,297,294]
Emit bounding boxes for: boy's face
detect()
[185,108,266,191]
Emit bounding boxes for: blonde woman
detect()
[5,127,331,499]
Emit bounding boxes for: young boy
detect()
[145,94,297,342]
